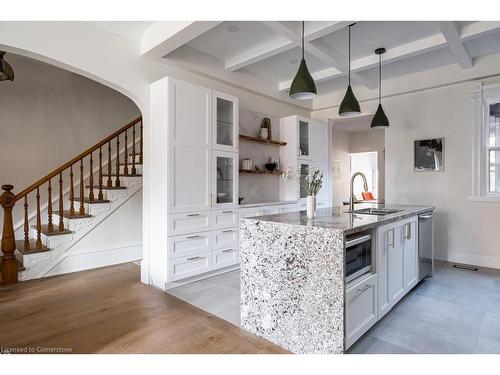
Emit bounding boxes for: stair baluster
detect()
[89,152,94,202]
[132,124,137,175]
[115,135,121,187]
[35,187,42,249]
[98,146,104,200]
[0,185,17,285]
[124,129,129,175]
[69,166,75,216]
[59,173,64,231]
[47,179,53,233]
[79,159,85,215]
[107,141,112,187]
[140,120,143,164]
[24,195,29,251]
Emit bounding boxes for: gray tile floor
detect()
[168,262,500,353]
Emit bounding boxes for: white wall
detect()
[317,81,500,270]
[331,129,350,207]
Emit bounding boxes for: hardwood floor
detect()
[0,263,287,354]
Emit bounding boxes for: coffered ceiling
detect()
[87,21,500,107]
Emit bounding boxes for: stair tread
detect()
[119,162,142,166]
[54,210,92,219]
[102,174,142,177]
[85,185,127,190]
[0,256,25,271]
[15,240,50,254]
[31,225,72,236]
[72,197,111,204]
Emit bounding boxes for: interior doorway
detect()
[350,151,379,202]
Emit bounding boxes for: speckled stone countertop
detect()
[250,203,433,235]
[240,203,433,354]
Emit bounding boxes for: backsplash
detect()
[238,109,281,204]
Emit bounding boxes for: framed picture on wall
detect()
[414,138,445,172]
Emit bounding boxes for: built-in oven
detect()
[345,232,372,283]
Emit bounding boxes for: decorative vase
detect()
[259,127,269,140]
[306,195,316,219]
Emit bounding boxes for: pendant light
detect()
[0,52,15,81]
[371,48,389,128]
[339,24,360,117]
[289,21,317,100]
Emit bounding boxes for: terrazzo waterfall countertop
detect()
[240,203,433,354]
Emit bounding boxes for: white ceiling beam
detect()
[226,21,351,72]
[460,21,500,41]
[438,22,473,69]
[263,21,376,89]
[141,21,221,59]
[225,36,296,71]
[279,67,343,91]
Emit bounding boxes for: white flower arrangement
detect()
[282,166,324,196]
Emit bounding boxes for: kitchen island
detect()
[239,204,433,354]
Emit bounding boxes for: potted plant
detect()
[283,166,324,219]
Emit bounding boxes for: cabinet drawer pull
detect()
[186,235,202,239]
[187,256,202,261]
[186,213,200,217]
[222,211,234,214]
[356,284,371,295]
[404,223,412,240]
[222,229,235,233]
[222,249,235,253]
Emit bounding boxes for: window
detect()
[471,83,500,200]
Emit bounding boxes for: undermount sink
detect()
[348,208,402,216]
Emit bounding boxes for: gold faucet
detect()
[349,172,369,211]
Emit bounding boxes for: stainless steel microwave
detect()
[345,233,372,283]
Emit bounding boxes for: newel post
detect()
[1,184,18,285]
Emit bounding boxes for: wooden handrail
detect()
[14,116,142,201]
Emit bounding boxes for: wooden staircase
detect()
[0,116,143,285]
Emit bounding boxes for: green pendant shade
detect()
[371,103,389,128]
[339,85,361,117]
[371,47,389,128]
[339,24,360,117]
[289,21,317,100]
[289,58,317,100]
[0,52,14,81]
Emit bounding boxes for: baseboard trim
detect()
[44,245,142,277]
[435,249,500,271]
[165,264,240,290]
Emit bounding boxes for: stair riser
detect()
[83,188,128,201]
[51,215,93,231]
[119,164,143,174]
[29,228,72,248]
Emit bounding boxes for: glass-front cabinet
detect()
[298,119,310,158]
[213,91,238,152]
[299,162,310,200]
[213,151,238,208]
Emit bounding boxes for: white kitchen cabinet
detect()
[212,247,239,270]
[346,273,378,349]
[213,151,238,209]
[403,219,419,290]
[212,209,239,229]
[377,216,419,318]
[212,227,238,249]
[167,231,212,259]
[167,79,212,213]
[167,251,212,281]
[168,211,212,236]
[310,120,329,162]
[213,91,238,152]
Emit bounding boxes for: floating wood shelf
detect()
[239,169,283,175]
[239,135,287,146]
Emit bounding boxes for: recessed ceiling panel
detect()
[187,21,280,61]
[318,21,441,61]
[245,47,330,83]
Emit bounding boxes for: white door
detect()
[387,225,405,307]
[168,79,212,213]
[213,91,239,152]
[212,151,238,209]
[403,219,419,290]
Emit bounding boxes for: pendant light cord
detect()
[348,25,351,85]
[302,21,305,60]
[378,53,382,105]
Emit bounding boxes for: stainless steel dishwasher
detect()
[418,210,434,280]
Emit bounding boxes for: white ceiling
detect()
[85,21,500,104]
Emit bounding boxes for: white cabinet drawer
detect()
[168,211,211,236]
[167,231,211,259]
[212,248,239,270]
[212,209,239,230]
[212,227,238,249]
[346,273,378,349]
[167,251,212,281]
[241,209,259,219]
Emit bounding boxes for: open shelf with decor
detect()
[239,169,283,175]
[239,135,287,147]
